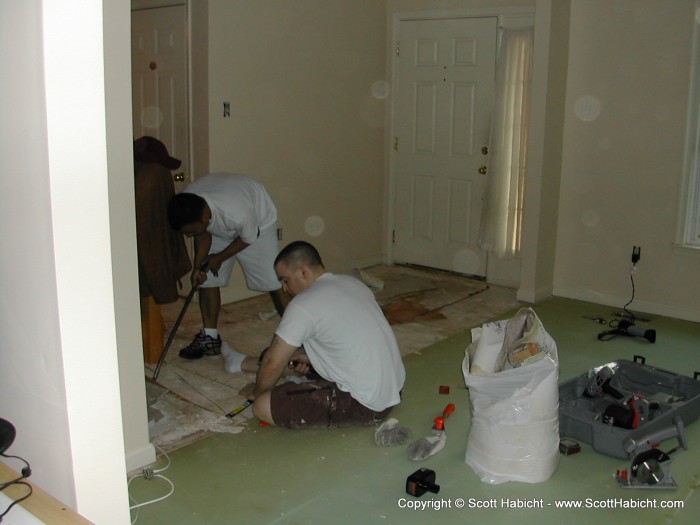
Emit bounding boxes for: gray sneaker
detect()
[179,330,222,359]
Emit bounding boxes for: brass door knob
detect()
[479,166,487,175]
[173,172,185,182]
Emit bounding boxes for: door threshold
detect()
[394,262,486,282]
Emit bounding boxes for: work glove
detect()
[374,418,412,446]
[406,433,446,461]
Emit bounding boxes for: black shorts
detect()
[269,380,393,429]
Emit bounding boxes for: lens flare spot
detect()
[371,80,390,99]
[140,106,163,129]
[304,216,325,237]
[574,95,601,122]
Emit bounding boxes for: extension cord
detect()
[128,445,175,524]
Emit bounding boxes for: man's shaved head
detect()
[274,241,324,271]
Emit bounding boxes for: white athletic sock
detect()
[203,328,219,338]
[221,342,245,374]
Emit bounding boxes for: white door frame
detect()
[385,7,535,278]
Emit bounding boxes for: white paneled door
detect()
[131,5,189,191]
[392,17,497,277]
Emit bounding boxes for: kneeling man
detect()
[250,241,405,428]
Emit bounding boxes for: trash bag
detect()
[463,307,559,484]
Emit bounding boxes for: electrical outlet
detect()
[631,246,641,265]
[277,227,283,241]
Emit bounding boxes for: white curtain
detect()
[478,27,534,259]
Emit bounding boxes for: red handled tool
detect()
[407,403,456,461]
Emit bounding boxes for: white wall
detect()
[554,0,700,321]
[207,0,388,290]
[0,0,136,522]
[0,0,73,504]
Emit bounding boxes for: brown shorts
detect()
[270,380,393,429]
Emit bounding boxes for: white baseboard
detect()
[553,286,700,323]
[125,443,156,473]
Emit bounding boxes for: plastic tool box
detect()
[558,355,700,459]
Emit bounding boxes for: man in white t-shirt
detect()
[249,241,405,428]
[167,173,288,359]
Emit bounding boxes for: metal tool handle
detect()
[152,284,196,381]
[152,263,208,381]
[623,415,688,457]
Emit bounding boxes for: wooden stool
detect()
[140,295,164,364]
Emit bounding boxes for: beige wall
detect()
[207,0,388,284]
[554,0,700,321]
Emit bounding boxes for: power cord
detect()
[0,453,33,523]
[597,318,624,341]
[0,481,32,523]
[622,273,636,320]
[622,246,641,321]
[128,444,175,524]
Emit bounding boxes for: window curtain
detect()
[478,26,534,259]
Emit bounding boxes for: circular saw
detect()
[615,416,687,490]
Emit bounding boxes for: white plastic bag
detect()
[463,307,559,484]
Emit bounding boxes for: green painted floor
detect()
[129,298,700,525]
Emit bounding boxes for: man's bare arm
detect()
[252,335,299,399]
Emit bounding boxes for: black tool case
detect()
[558,355,700,459]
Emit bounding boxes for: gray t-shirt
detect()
[276,273,405,412]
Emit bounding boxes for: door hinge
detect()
[394,137,399,151]
[392,230,396,243]
[395,41,400,56]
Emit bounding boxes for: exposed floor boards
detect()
[144,265,520,451]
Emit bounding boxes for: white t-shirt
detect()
[184,173,277,244]
[275,273,405,412]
